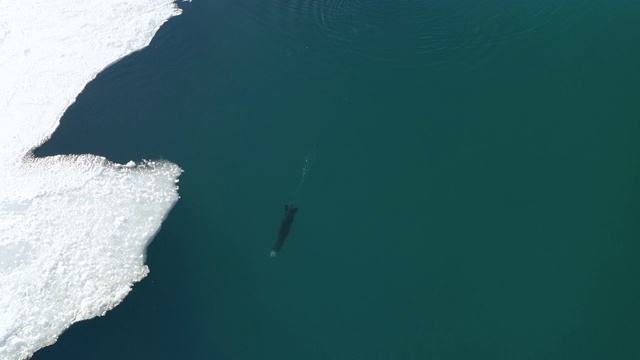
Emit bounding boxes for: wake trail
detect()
[291,146,316,204]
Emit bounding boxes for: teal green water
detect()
[34,0,640,359]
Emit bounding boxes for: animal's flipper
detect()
[270,250,277,257]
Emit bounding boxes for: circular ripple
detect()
[249,0,587,69]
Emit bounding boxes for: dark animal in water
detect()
[270,204,298,257]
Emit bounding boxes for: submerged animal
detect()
[270,203,298,257]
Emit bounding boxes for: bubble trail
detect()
[291,146,316,203]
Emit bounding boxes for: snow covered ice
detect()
[0,1,183,359]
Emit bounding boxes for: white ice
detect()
[0,1,183,359]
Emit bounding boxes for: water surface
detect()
[34,0,640,359]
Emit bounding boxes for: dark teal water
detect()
[34,0,640,359]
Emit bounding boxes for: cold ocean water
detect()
[34,0,640,359]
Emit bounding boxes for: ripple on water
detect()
[249,0,587,69]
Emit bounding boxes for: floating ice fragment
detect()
[0,1,184,359]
